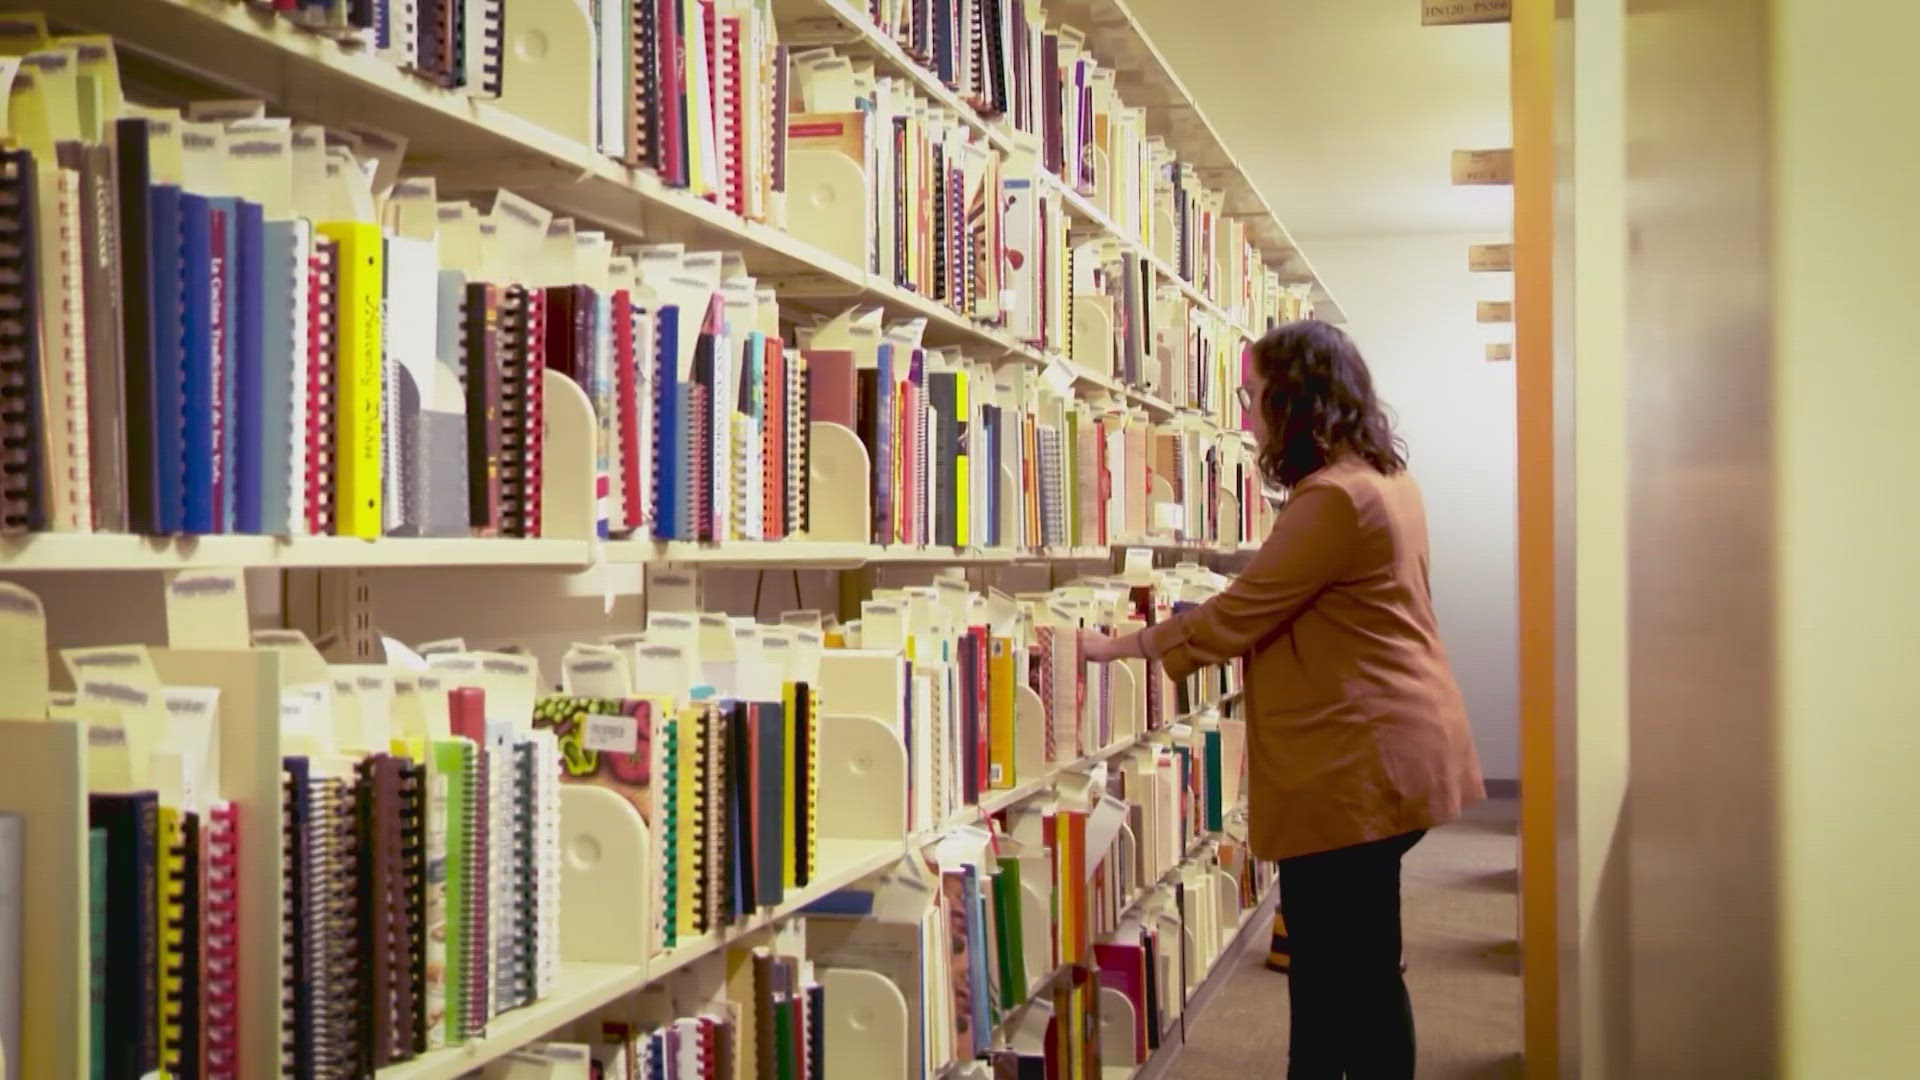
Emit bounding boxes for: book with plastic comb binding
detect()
[202,800,242,1078]
[650,303,680,539]
[612,292,647,536]
[304,236,339,536]
[308,773,361,1077]
[281,757,316,1075]
[460,281,504,535]
[0,149,47,534]
[498,284,546,538]
[676,703,705,942]
[157,806,199,1077]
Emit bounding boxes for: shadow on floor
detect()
[1162,800,1522,1080]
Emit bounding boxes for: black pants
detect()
[1277,828,1426,1079]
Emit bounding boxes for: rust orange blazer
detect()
[1139,456,1484,862]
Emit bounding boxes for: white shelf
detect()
[0,533,593,571]
[379,836,905,1079]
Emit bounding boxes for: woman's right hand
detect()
[1079,628,1120,663]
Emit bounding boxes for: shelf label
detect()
[1451,149,1515,185]
[1422,0,1512,25]
[1468,243,1514,272]
[1477,301,1514,323]
[1487,343,1515,362]
[582,712,641,754]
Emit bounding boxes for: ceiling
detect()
[1126,0,1513,243]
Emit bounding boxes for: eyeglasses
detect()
[1235,386,1254,411]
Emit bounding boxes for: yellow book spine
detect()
[805,686,820,882]
[318,221,384,537]
[954,370,970,547]
[675,703,703,940]
[156,807,187,1077]
[989,636,1016,788]
[781,683,798,891]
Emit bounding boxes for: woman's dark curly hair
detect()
[1250,320,1407,489]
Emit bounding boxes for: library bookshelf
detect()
[0,0,1311,1075]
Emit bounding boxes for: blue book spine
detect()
[875,342,894,544]
[257,222,297,535]
[178,193,215,534]
[963,867,992,1038]
[149,186,187,534]
[233,200,265,533]
[651,306,680,541]
[211,197,240,532]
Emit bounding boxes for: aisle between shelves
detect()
[0,556,1259,1079]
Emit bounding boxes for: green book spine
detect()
[774,997,796,1080]
[662,717,678,949]
[992,861,1027,1012]
[88,827,107,1080]
[431,740,473,1042]
[1204,729,1223,832]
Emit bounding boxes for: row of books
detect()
[475,930,825,1079]
[0,26,1269,549]
[823,306,1274,551]
[127,0,1306,335]
[846,0,1306,332]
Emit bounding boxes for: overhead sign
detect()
[1453,149,1515,185]
[1469,243,1515,271]
[1423,0,1512,25]
[1477,301,1514,323]
[1486,343,1515,362]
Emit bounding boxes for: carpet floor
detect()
[1164,799,1524,1079]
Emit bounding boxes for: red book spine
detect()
[659,0,686,186]
[971,626,990,795]
[449,686,487,742]
[763,339,784,540]
[203,801,241,1079]
[524,291,548,538]
[613,290,644,533]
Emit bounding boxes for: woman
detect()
[1081,319,1483,1079]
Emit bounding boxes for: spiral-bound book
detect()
[460,281,503,535]
[430,736,488,1042]
[498,284,545,539]
[675,704,704,942]
[203,800,241,1078]
[461,0,505,97]
[0,150,46,535]
[612,292,647,536]
[699,702,731,930]
[157,807,199,1077]
[281,758,316,1075]
[651,303,682,540]
[304,237,340,536]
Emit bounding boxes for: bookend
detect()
[556,784,653,968]
[1071,296,1115,377]
[804,421,871,544]
[0,719,85,1080]
[786,147,869,270]
[1012,684,1046,781]
[1019,877,1051,997]
[491,0,598,147]
[1098,985,1140,1067]
[820,966,909,1076]
[543,368,598,540]
[150,646,287,1080]
[1147,475,1175,541]
[814,712,907,843]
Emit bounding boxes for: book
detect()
[87,790,158,1079]
[0,814,17,1080]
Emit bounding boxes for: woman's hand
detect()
[1079,628,1121,663]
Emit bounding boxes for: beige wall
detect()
[1773,1,1920,1073]
[1552,0,1630,1074]
[1299,235,1521,781]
